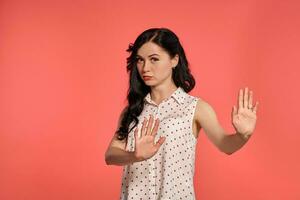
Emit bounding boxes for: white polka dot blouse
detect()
[120,86,200,200]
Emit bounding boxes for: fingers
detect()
[145,115,154,136]
[253,101,259,113]
[141,115,160,136]
[239,89,243,109]
[151,118,160,136]
[155,136,166,148]
[244,87,249,109]
[239,87,255,110]
[249,90,253,109]
[134,127,139,140]
[232,105,237,117]
[141,117,148,136]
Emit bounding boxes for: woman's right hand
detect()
[133,114,166,162]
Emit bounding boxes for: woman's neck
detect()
[149,84,178,105]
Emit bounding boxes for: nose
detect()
[142,60,151,73]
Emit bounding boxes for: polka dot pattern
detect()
[120,87,199,200]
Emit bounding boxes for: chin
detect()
[144,81,157,87]
[144,83,155,86]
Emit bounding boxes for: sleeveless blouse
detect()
[120,87,200,200]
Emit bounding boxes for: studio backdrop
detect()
[1,0,299,199]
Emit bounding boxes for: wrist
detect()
[133,152,144,162]
[237,131,251,141]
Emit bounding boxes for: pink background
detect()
[1,0,299,199]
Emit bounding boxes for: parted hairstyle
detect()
[116,27,196,141]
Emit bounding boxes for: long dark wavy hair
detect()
[116,27,196,141]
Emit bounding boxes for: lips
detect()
[143,75,152,80]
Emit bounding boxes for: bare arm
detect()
[105,107,141,166]
[220,132,250,155]
[105,110,165,165]
[195,87,258,155]
[195,99,249,155]
[105,134,144,166]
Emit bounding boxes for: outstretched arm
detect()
[195,87,259,155]
[105,113,165,165]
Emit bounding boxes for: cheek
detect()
[156,65,172,76]
[136,65,143,75]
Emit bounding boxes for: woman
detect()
[105,27,259,200]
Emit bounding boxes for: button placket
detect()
[152,104,162,143]
[154,104,159,116]
[148,160,156,199]
[150,104,161,198]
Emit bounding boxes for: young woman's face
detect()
[136,42,178,87]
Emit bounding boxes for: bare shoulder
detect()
[191,97,214,138]
[194,97,215,124]
[193,96,221,130]
[193,96,227,149]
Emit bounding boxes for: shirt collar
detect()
[144,86,186,105]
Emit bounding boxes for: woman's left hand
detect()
[232,87,259,140]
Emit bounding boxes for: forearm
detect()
[105,147,142,166]
[220,132,251,155]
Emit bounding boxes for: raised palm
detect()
[232,87,259,139]
[134,115,165,161]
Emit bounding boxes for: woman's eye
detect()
[136,58,143,63]
[136,57,158,63]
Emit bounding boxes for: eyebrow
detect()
[136,53,160,58]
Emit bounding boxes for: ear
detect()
[171,54,179,68]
